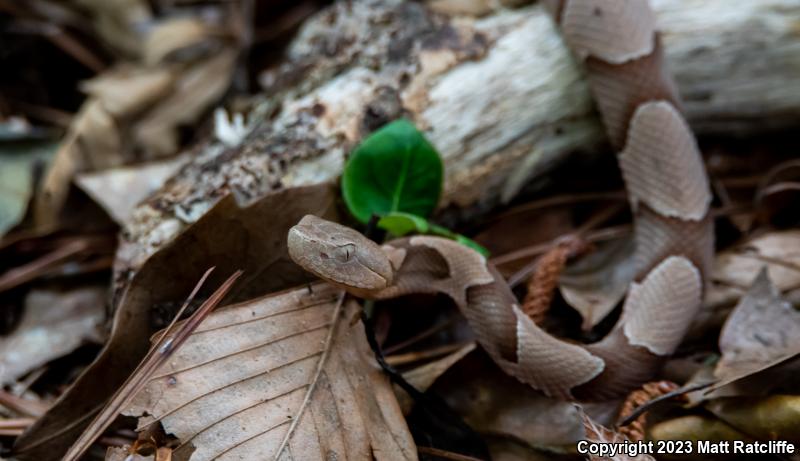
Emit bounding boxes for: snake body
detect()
[288,0,713,401]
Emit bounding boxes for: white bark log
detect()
[122,0,800,265]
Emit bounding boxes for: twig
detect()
[0,418,35,430]
[385,342,473,367]
[383,316,458,355]
[0,239,89,293]
[616,381,679,441]
[8,100,72,128]
[500,225,631,289]
[616,381,712,428]
[62,268,241,461]
[480,191,625,228]
[360,309,426,403]
[417,446,487,461]
[11,19,105,72]
[361,307,490,460]
[0,390,50,418]
[492,224,630,269]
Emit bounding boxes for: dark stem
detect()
[363,213,385,243]
[359,309,491,460]
[360,309,426,398]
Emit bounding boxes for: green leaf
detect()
[377,212,429,236]
[454,235,490,257]
[378,211,490,257]
[342,119,443,224]
[429,223,457,239]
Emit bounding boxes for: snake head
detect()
[287,215,393,293]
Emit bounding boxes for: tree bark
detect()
[122,0,800,267]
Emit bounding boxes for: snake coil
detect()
[289,0,713,401]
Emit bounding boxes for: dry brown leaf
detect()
[133,49,237,157]
[73,0,152,56]
[537,231,800,338]
[144,18,220,66]
[559,238,637,330]
[75,156,187,225]
[395,342,476,414]
[578,406,655,461]
[62,269,236,461]
[35,40,235,228]
[106,447,153,461]
[81,66,175,118]
[0,286,105,384]
[706,230,800,309]
[121,283,416,461]
[686,230,800,339]
[711,269,800,391]
[36,100,123,229]
[14,185,339,460]
[679,358,718,407]
[433,351,584,452]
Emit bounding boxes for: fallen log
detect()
[14,1,800,457]
[121,0,800,268]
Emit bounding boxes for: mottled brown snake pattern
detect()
[288,0,713,401]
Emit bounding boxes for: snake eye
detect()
[332,243,356,263]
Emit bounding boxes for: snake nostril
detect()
[320,252,329,259]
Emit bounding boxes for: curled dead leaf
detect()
[710,269,800,392]
[578,405,655,461]
[0,286,106,384]
[144,18,222,66]
[705,231,800,309]
[36,44,236,228]
[395,342,476,414]
[433,350,585,452]
[36,100,122,229]
[81,66,174,118]
[559,238,637,330]
[74,0,152,57]
[75,156,187,225]
[132,49,237,157]
[15,184,339,460]
[121,284,416,461]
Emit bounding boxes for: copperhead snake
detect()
[288,0,713,401]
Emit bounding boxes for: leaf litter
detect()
[121,283,415,461]
[0,287,106,385]
[709,269,800,393]
[3,1,800,460]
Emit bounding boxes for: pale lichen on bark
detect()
[120,0,800,275]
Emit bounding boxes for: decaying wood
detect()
[121,0,800,272]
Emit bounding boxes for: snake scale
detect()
[288,0,713,401]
